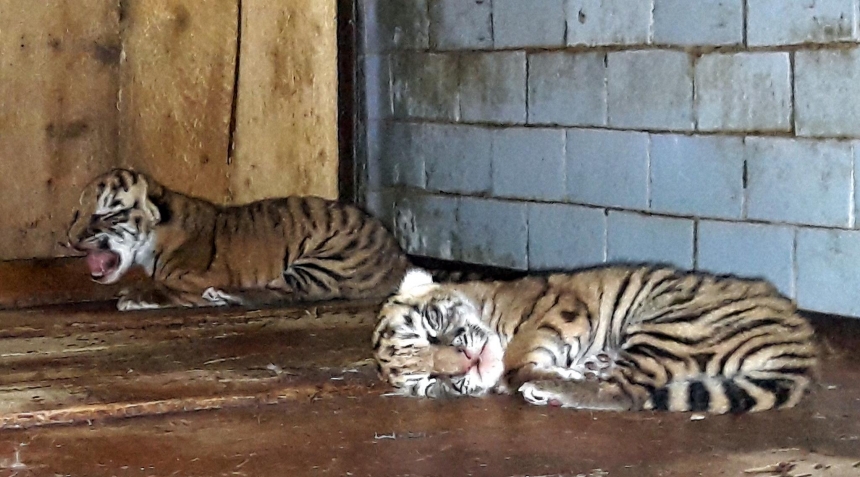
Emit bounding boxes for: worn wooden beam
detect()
[118,0,238,203]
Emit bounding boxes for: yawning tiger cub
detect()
[67,168,410,310]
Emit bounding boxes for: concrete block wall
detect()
[357,0,860,318]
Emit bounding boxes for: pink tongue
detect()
[86,250,118,276]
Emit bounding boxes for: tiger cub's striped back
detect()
[372,265,818,414]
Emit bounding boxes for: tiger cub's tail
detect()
[643,370,815,414]
[408,255,527,284]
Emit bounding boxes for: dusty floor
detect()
[0,260,858,476]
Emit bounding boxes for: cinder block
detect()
[695,52,791,132]
[607,50,694,131]
[697,220,794,297]
[528,203,606,270]
[606,211,695,269]
[395,194,459,260]
[796,228,860,317]
[363,188,398,232]
[650,134,744,219]
[494,0,566,48]
[747,0,858,47]
[428,0,493,50]
[567,128,649,209]
[652,0,743,46]
[391,53,459,121]
[527,52,607,126]
[362,55,391,120]
[459,52,527,124]
[370,121,425,188]
[362,0,430,53]
[795,49,860,138]
[565,0,652,46]
[746,137,853,227]
[364,119,384,189]
[856,143,860,227]
[457,198,528,269]
[421,124,493,195]
[492,128,566,201]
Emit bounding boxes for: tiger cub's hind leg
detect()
[519,379,634,411]
[578,352,617,381]
[516,353,647,411]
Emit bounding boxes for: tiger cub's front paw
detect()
[117,288,165,311]
[201,287,243,306]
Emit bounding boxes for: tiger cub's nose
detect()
[432,347,475,376]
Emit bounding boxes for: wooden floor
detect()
[0,259,858,476]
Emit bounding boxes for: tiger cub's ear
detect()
[135,179,161,224]
[133,174,166,225]
[399,268,435,293]
[141,196,162,224]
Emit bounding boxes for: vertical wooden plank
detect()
[231,0,339,203]
[119,0,237,203]
[0,0,120,259]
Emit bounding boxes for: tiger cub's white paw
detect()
[519,382,564,407]
[117,295,162,311]
[117,299,162,311]
[202,287,242,306]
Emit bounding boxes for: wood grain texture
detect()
[118,0,237,204]
[0,301,377,425]
[0,0,120,259]
[230,0,339,203]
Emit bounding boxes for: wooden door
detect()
[0,0,339,260]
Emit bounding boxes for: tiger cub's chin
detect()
[373,265,818,414]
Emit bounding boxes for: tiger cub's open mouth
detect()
[85,250,120,281]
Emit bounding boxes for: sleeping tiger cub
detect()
[67,168,410,310]
[372,266,818,414]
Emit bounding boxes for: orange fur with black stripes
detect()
[67,168,409,310]
[373,265,817,414]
